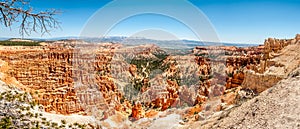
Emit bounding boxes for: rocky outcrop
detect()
[224,46,263,91]
[242,34,300,93]
[242,71,282,93]
[261,34,300,72]
[185,67,300,129]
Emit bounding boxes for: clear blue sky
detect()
[1,0,300,43]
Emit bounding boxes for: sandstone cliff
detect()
[242,34,300,93]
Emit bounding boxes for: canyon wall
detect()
[242,71,282,93]
[242,34,300,93]
[0,43,123,115]
[0,46,82,114]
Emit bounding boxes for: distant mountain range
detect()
[0,37,9,41]
[0,36,262,48]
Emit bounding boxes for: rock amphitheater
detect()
[0,34,299,128]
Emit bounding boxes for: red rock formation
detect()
[0,42,123,115]
[0,34,298,122]
[242,34,300,93]
[130,103,144,120]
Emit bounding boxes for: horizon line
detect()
[0,36,262,45]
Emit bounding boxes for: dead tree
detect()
[0,0,60,36]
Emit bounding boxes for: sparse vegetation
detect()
[0,41,41,46]
[199,75,205,82]
[61,119,66,125]
[0,89,87,128]
[124,52,169,100]
[227,72,233,77]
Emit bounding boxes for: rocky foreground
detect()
[0,35,299,128]
[184,67,300,129]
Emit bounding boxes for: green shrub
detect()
[0,117,12,129]
[61,120,66,125]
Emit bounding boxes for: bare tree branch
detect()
[0,0,60,37]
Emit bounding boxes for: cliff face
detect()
[242,34,300,93]
[0,43,122,115]
[0,46,81,114]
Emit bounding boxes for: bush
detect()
[0,117,12,129]
[61,120,66,125]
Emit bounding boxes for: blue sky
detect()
[1,0,300,43]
